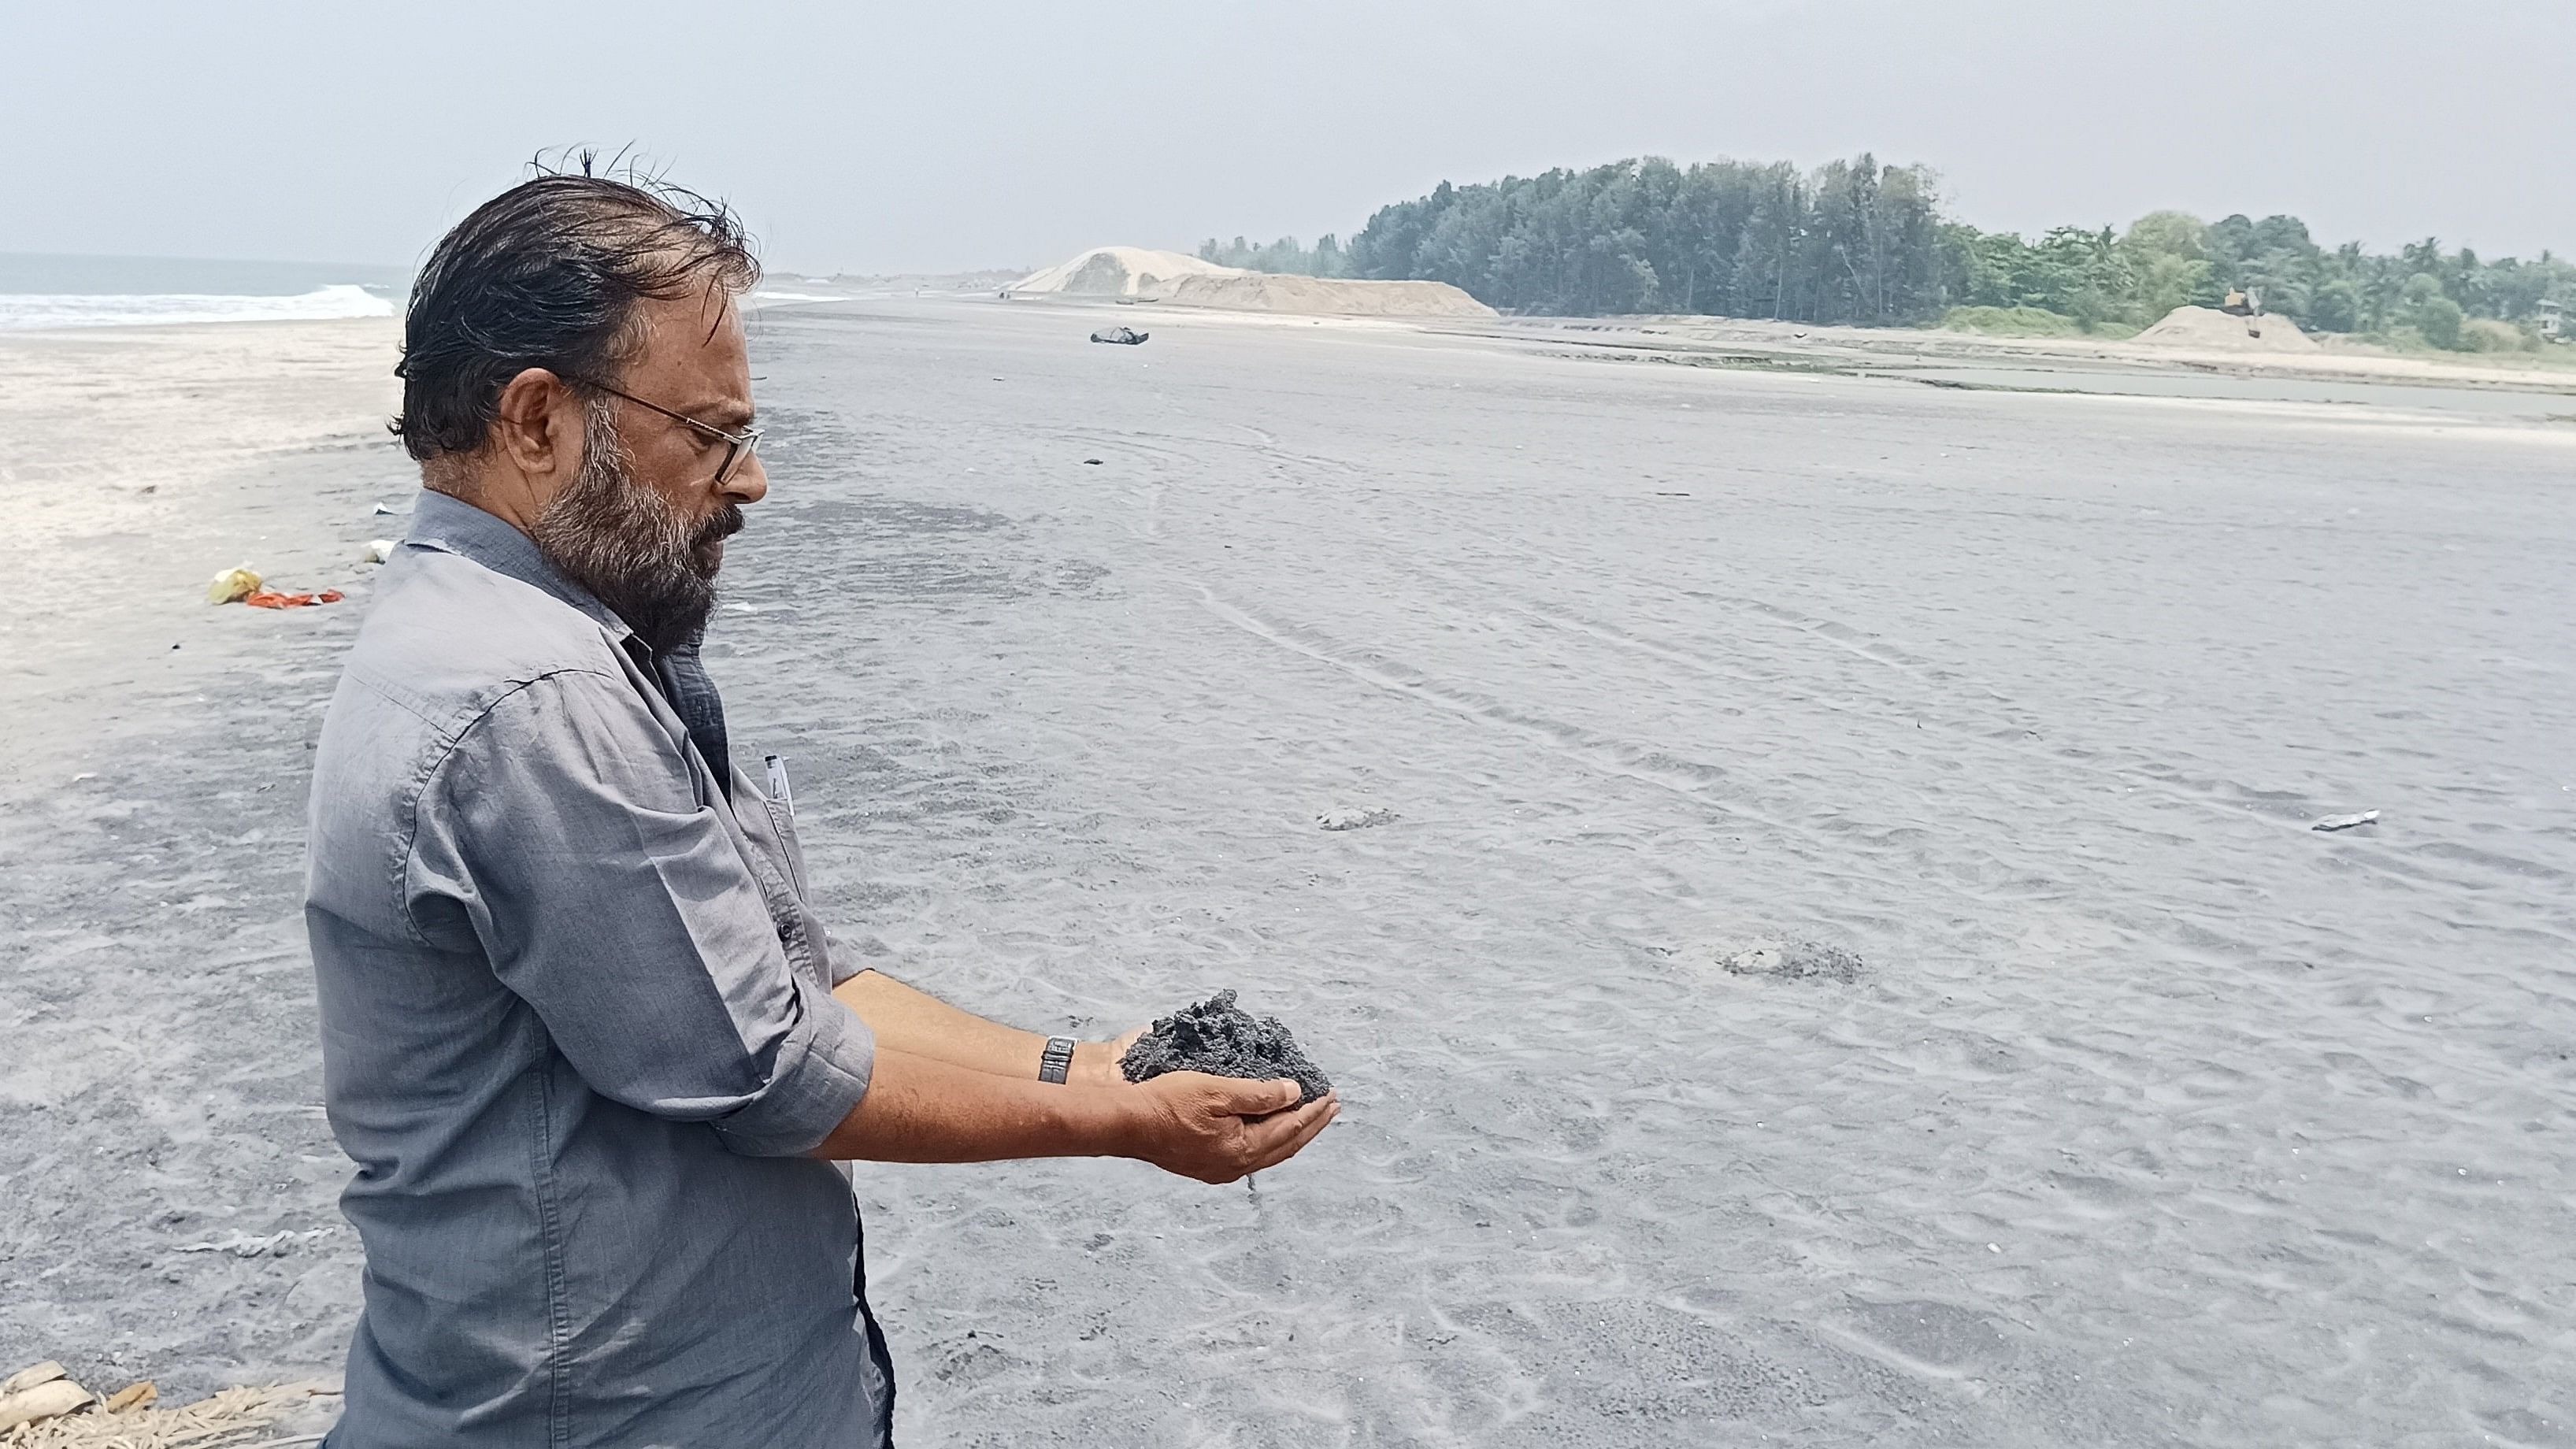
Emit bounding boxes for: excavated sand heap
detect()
[1164,272,1496,319]
[1011,247,1498,317]
[1009,246,1239,298]
[2134,304,2320,352]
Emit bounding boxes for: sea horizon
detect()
[0,250,409,331]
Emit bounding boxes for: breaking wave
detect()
[0,284,396,332]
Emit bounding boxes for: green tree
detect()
[2117,212,2211,321]
[2402,273,2466,348]
[2122,209,2207,259]
[1326,154,2572,330]
[2308,277,2364,333]
[1195,234,1351,277]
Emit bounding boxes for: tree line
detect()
[1206,155,2573,350]
[1196,233,1351,278]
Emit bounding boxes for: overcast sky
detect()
[6,0,2570,275]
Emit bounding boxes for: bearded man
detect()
[302,172,1337,1449]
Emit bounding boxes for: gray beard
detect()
[530,403,740,653]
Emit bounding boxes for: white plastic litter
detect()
[174,1227,335,1259]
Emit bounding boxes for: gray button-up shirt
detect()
[306,491,891,1447]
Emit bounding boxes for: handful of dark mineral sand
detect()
[1118,990,1332,1105]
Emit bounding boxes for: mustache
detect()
[691,504,743,571]
[697,505,744,548]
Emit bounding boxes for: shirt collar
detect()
[404,488,633,643]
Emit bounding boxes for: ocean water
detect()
[0,252,984,332]
[0,251,405,332]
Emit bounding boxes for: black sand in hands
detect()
[1118,990,1332,1104]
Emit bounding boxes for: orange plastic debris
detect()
[244,589,343,609]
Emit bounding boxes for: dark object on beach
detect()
[1081,458,1103,465]
[1089,325,1150,345]
[2313,810,2381,832]
[1120,990,1332,1104]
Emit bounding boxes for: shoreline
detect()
[796,287,2576,401]
[1480,312,2576,394]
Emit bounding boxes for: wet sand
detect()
[3,300,2572,1445]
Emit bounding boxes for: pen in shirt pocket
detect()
[764,754,795,819]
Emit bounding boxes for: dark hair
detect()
[392,162,760,461]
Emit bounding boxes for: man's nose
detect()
[722,454,769,506]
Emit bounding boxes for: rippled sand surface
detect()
[733,300,2575,1447]
[5,303,2571,1445]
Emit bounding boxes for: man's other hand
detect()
[1126,1073,1339,1184]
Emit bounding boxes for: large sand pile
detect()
[1164,272,1497,319]
[2134,304,2319,352]
[1010,247,1498,317]
[1009,246,1239,298]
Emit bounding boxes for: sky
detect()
[4,0,2571,276]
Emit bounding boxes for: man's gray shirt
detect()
[305,491,892,1447]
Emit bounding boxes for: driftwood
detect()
[0,1366,336,1449]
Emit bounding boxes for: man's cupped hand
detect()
[1127,1073,1340,1184]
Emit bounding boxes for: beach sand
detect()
[3,300,2571,1445]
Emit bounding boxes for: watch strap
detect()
[1038,1036,1077,1084]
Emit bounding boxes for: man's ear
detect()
[491,368,581,482]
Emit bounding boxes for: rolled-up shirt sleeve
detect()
[406,668,873,1157]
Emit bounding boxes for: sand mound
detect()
[1010,246,1239,298]
[1164,272,1497,319]
[2134,305,2319,352]
[1010,248,1498,317]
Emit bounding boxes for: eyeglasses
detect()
[569,376,765,484]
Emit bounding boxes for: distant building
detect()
[2541,298,2563,342]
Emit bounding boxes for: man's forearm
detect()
[807,1043,1341,1184]
[832,969,1125,1084]
[807,1046,1133,1162]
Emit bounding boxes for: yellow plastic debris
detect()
[103,1380,157,1413]
[206,566,263,605]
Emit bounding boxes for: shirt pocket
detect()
[762,797,814,901]
[730,793,822,982]
[747,846,817,980]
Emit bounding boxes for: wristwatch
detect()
[1038,1036,1077,1084]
